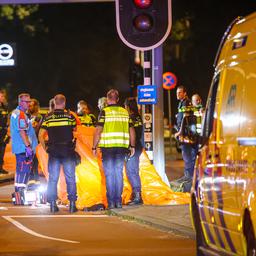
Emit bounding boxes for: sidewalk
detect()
[0,172,14,182]
[111,150,195,240]
[110,204,194,239]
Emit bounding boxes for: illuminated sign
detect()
[0,43,16,67]
[137,85,157,104]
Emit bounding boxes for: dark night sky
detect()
[0,1,255,116]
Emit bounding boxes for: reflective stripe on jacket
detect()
[78,114,94,127]
[193,106,203,134]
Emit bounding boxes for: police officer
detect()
[92,89,135,209]
[192,94,204,135]
[39,94,78,213]
[124,97,143,205]
[0,90,9,174]
[77,100,96,127]
[97,97,107,112]
[10,93,38,193]
[175,86,198,183]
[27,98,43,188]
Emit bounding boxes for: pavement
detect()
[110,204,194,239]
[110,147,195,239]
[0,144,195,239]
[0,171,14,182]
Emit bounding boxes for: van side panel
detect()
[195,13,256,255]
[237,54,256,249]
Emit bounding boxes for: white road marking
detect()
[1,215,108,243]
[5,215,108,218]
[0,205,65,209]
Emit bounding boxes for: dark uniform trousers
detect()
[0,104,8,170]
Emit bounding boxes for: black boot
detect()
[115,202,122,209]
[128,192,143,205]
[50,201,59,213]
[107,202,115,210]
[69,201,78,213]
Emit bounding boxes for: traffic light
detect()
[115,0,172,51]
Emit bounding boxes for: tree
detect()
[0,5,48,36]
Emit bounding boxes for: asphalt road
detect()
[0,142,193,256]
[0,202,195,256]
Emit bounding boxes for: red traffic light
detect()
[116,0,172,51]
[133,0,152,9]
[133,14,153,32]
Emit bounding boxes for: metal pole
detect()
[143,50,153,162]
[152,45,169,185]
[168,90,172,148]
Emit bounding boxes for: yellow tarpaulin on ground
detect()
[5,126,190,209]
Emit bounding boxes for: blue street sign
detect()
[137,85,157,105]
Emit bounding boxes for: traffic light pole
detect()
[152,45,169,185]
[141,48,169,185]
[143,51,153,162]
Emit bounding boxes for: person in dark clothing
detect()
[39,94,78,213]
[27,98,43,187]
[0,90,9,174]
[175,86,198,183]
[124,97,143,205]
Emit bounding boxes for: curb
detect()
[109,209,195,240]
[0,173,14,182]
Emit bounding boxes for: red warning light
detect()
[133,0,152,9]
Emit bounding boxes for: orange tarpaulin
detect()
[3,143,16,172]
[5,126,190,209]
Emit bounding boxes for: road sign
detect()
[144,113,152,123]
[0,43,16,67]
[163,72,177,90]
[137,85,157,104]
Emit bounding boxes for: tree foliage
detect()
[0,5,48,36]
[171,16,192,42]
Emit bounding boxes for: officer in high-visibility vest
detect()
[174,86,198,185]
[77,100,96,127]
[27,98,43,188]
[92,89,135,209]
[192,93,204,135]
